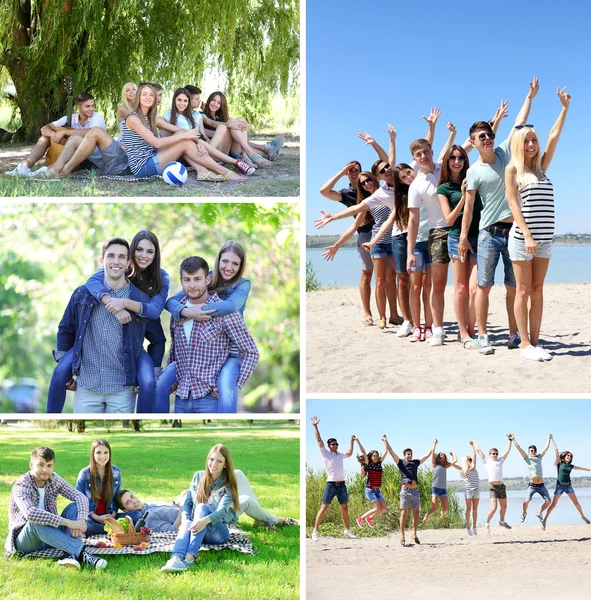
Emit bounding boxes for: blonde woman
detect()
[117,82,137,124]
[451,441,480,535]
[506,87,571,361]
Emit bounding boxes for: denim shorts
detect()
[477,226,516,288]
[392,232,408,274]
[554,483,575,496]
[135,154,161,178]
[365,488,384,503]
[431,486,447,497]
[508,229,553,261]
[370,241,393,260]
[411,240,431,273]
[428,227,451,265]
[526,483,551,502]
[357,230,374,271]
[322,481,348,505]
[465,487,480,499]
[400,487,420,509]
[448,234,478,260]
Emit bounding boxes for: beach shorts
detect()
[134,154,161,178]
[508,229,552,261]
[100,140,132,175]
[357,230,374,271]
[477,225,516,288]
[465,487,480,500]
[526,483,551,502]
[365,488,384,503]
[448,234,478,260]
[489,483,507,499]
[554,483,575,496]
[431,486,447,497]
[322,481,348,505]
[370,241,394,260]
[411,240,430,274]
[400,487,420,509]
[428,227,451,265]
[392,233,408,274]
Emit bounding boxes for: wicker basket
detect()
[111,532,148,546]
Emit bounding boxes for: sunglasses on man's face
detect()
[514,124,534,130]
[329,442,339,447]
[378,163,390,175]
[478,132,496,142]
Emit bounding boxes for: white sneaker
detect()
[499,521,512,529]
[6,162,32,176]
[343,529,357,539]
[58,555,81,569]
[467,528,473,536]
[535,345,553,361]
[427,332,444,346]
[31,166,48,177]
[521,345,543,361]
[472,527,478,535]
[397,320,413,338]
[485,522,490,533]
[311,529,320,541]
[161,557,187,572]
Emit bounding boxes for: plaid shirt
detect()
[5,471,89,555]
[168,292,259,400]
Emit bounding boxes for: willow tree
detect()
[0,0,299,140]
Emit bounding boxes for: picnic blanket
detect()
[70,169,162,182]
[13,526,256,559]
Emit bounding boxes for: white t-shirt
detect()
[319,447,350,481]
[183,319,194,339]
[52,112,106,162]
[483,456,505,482]
[362,184,405,236]
[37,486,46,510]
[407,163,447,230]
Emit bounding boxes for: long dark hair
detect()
[438,144,469,186]
[209,241,246,293]
[354,171,376,228]
[89,439,113,503]
[128,230,162,297]
[393,164,411,231]
[169,87,196,128]
[204,91,230,122]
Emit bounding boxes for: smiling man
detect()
[53,238,152,413]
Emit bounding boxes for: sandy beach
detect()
[307,525,591,598]
[306,283,591,393]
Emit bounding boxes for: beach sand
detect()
[307,524,591,598]
[306,283,591,393]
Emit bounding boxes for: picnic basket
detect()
[104,516,148,546]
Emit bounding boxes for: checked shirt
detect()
[168,292,259,401]
[5,472,89,555]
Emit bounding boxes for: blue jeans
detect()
[136,349,156,413]
[61,502,107,536]
[145,319,166,368]
[174,392,218,413]
[15,521,84,556]
[172,505,229,560]
[477,227,516,288]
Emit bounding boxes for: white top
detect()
[183,319,195,339]
[363,184,405,236]
[319,447,350,481]
[407,163,447,230]
[53,112,106,130]
[37,486,46,510]
[482,456,505,482]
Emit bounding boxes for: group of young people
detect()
[6,83,284,182]
[316,77,570,361]
[6,440,297,571]
[48,232,259,414]
[311,417,590,545]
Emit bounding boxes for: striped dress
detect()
[513,177,555,242]
[120,112,157,175]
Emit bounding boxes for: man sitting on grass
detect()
[5,446,107,570]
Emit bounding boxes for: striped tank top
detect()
[370,205,393,246]
[464,468,480,490]
[120,112,157,175]
[514,177,554,242]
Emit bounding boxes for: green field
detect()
[0,421,300,600]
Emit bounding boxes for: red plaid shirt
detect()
[5,471,89,555]
[168,292,259,400]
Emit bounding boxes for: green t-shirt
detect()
[436,181,482,237]
[466,139,512,230]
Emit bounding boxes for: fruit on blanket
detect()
[139,542,149,549]
[114,543,123,549]
[133,545,143,552]
[95,542,107,548]
[140,527,151,535]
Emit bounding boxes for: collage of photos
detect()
[2,1,591,600]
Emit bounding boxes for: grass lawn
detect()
[0,133,299,198]
[0,421,300,599]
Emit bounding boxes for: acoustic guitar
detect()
[46,75,73,166]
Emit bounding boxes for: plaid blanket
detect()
[70,169,162,182]
[11,526,256,559]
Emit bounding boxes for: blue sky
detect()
[306,400,591,478]
[306,1,591,236]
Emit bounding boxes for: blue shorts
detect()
[477,226,516,288]
[526,483,551,502]
[431,487,447,497]
[135,154,161,178]
[448,234,478,260]
[365,488,384,503]
[322,482,348,505]
[554,483,575,496]
[411,240,430,273]
[370,241,393,260]
[392,233,408,274]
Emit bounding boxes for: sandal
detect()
[250,153,272,167]
[222,171,247,182]
[389,316,404,326]
[362,316,374,327]
[400,534,405,547]
[461,338,478,350]
[414,535,420,545]
[377,318,387,330]
[196,171,225,182]
[241,156,257,168]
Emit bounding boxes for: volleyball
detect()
[162,161,187,186]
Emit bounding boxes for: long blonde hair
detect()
[196,444,240,512]
[119,82,136,118]
[509,127,544,190]
[131,83,158,133]
[461,455,474,477]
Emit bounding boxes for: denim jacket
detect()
[182,471,237,526]
[75,465,122,515]
[54,284,149,386]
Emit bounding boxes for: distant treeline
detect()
[448,476,591,492]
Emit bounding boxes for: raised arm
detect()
[344,435,355,458]
[448,450,458,468]
[311,416,324,448]
[319,163,358,202]
[541,87,570,173]
[490,99,509,135]
[437,122,457,163]
[387,125,396,168]
[355,437,368,464]
[541,434,552,457]
[471,439,485,462]
[384,436,400,464]
[431,439,439,467]
[380,435,389,463]
[469,441,477,468]
[322,212,366,261]
[551,435,560,464]
[421,439,437,465]
[358,132,388,163]
[511,435,527,460]
[502,434,513,460]
[508,76,539,143]
[314,202,369,229]
[422,106,441,146]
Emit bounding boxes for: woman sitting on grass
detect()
[61,439,121,535]
[451,441,480,535]
[422,440,457,525]
[117,82,137,125]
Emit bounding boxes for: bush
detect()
[306,261,321,292]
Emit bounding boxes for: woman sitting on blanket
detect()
[120,83,246,182]
[117,82,137,125]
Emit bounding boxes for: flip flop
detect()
[362,316,374,327]
[196,171,225,182]
[250,153,272,167]
[461,338,478,350]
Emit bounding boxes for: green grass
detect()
[0,421,300,600]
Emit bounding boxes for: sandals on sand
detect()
[461,338,478,350]
[362,316,374,327]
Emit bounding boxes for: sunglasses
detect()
[514,124,534,130]
[448,155,465,162]
[478,132,496,142]
[360,179,373,186]
[378,163,390,175]
[490,453,498,456]
[329,442,339,446]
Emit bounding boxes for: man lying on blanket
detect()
[5,446,107,570]
[115,470,298,532]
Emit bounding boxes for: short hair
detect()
[489,447,499,454]
[409,138,432,156]
[185,85,202,96]
[151,83,163,91]
[469,121,493,139]
[403,448,413,455]
[179,256,209,277]
[348,160,362,171]
[528,445,537,452]
[371,159,383,177]
[31,446,55,462]
[327,438,338,445]
[102,237,130,259]
[76,92,94,104]
[114,489,130,510]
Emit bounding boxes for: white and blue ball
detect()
[162,161,187,186]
